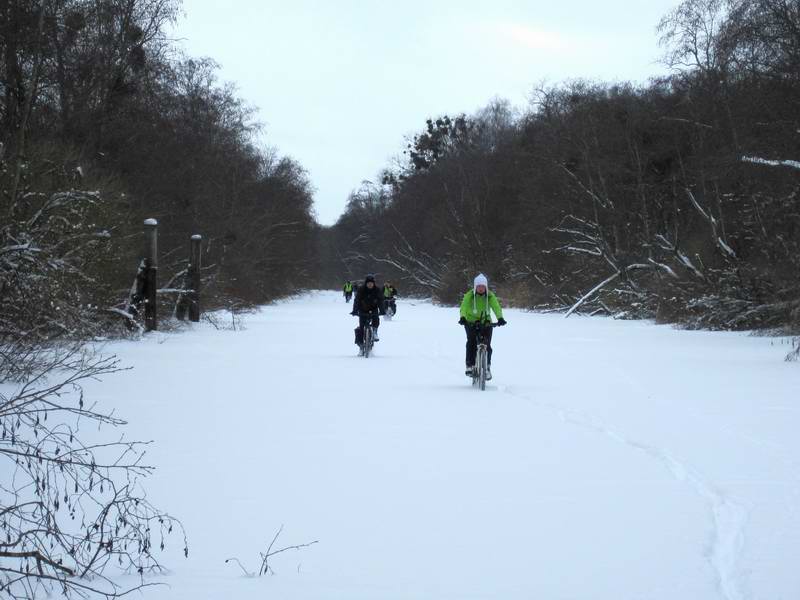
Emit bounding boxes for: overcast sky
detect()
[170,0,679,225]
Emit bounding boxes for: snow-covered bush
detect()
[0,179,119,379]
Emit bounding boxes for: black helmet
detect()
[365,274,375,284]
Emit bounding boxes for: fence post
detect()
[189,234,202,322]
[143,219,158,331]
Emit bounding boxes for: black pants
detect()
[355,313,380,345]
[345,291,352,302]
[385,298,396,314]
[464,324,492,367]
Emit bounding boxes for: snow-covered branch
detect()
[565,272,621,318]
[685,188,737,259]
[742,156,800,171]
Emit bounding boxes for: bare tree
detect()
[658,0,732,72]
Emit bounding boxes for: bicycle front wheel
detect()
[364,326,372,358]
[479,345,488,390]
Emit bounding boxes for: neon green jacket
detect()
[343,282,353,293]
[460,289,503,323]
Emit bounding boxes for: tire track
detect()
[503,385,748,600]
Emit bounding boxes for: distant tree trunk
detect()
[8,0,48,215]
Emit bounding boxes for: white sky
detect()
[169,1,679,225]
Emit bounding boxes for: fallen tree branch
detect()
[565,272,621,318]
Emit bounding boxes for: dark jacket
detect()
[353,283,385,315]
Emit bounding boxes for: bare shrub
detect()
[0,347,186,599]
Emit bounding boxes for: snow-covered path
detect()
[83,291,800,599]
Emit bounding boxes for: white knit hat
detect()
[474,273,488,289]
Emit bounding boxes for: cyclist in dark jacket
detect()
[351,274,385,345]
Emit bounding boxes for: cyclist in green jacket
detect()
[383,281,398,315]
[458,273,506,379]
[343,280,354,302]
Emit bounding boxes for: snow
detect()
[61,292,800,598]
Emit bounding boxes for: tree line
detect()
[5,0,797,353]
[1,0,318,364]
[320,0,800,357]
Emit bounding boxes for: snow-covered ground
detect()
[78,291,798,599]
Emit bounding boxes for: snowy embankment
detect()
[77,291,798,599]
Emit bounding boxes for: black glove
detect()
[458,317,467,325]
[497,318,507,326]
[350,311,357,316]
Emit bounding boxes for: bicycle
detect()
[384,298,396,320]
[469,322,498,391]
[360,322,375,358]
[354,309,380,357]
